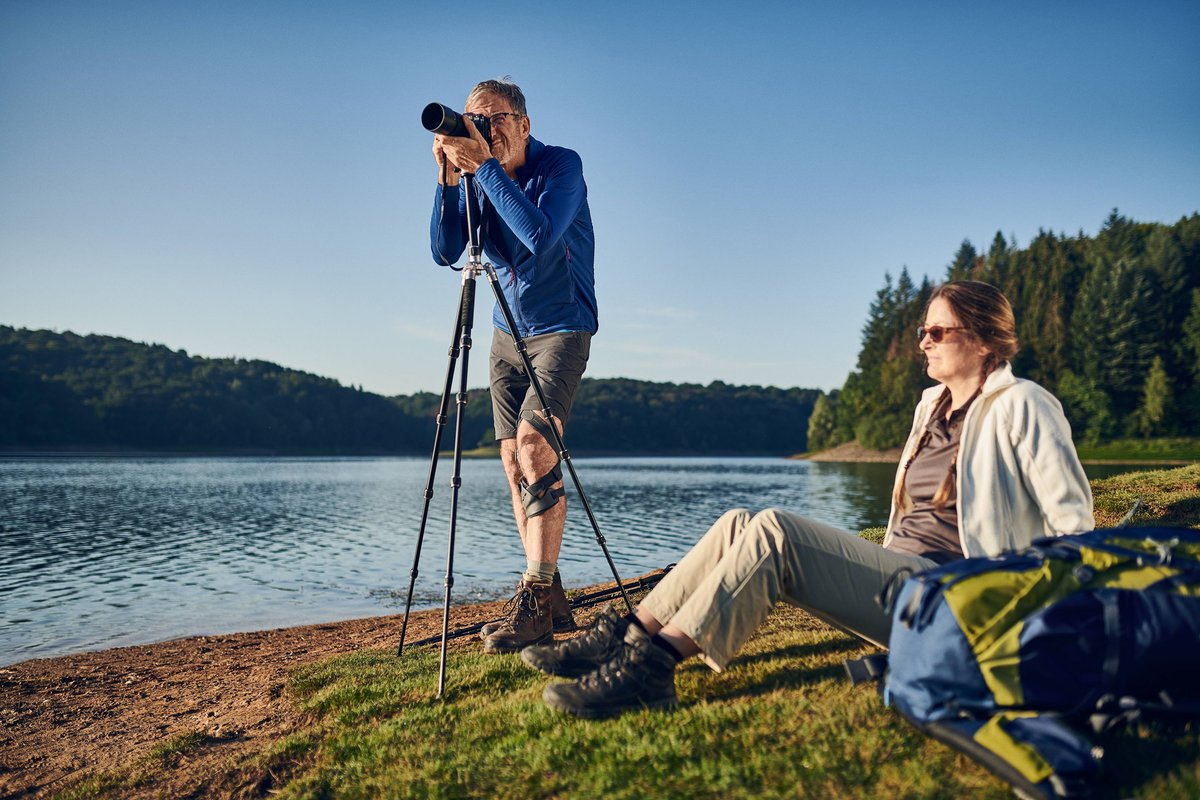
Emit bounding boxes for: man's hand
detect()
[434,117,494,182]
[432,137,463,186]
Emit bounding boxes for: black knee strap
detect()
[521,464,565,517]
[520,409,559,448]
[519,410,564,517]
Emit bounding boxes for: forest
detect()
[5,211,1196,456]
[0,327,819,454]
[808,211,1200,451]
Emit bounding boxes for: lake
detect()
[0,455,1152,665]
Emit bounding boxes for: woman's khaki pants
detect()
[639,508,938,670]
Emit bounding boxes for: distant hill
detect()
[0,327,820,454]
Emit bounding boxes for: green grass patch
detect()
[1076,436,1200,462]
[859,526,886,545]
[52,730,212,799]
[146,730,210,764]
[280,610,1018,800]
[1090,463,1200,528]
[276,613,1200,799]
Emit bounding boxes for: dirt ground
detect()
[0,596,535,799]
[801,442,903,463]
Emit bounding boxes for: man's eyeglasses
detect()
[917,325,967,343]
[468,112,521,127]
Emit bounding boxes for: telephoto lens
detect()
[422,103,491,144]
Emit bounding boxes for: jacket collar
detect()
[515,136,545,183]
[918,361,1015,420]
[980,361,1017,397]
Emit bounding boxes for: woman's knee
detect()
[703,508,753,544]
[749,508,797,550]
[718,507,752,528]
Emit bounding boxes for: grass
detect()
[53,730,213,799]
[1090,463,1200,528]
[279,611,1016,800]
[1075,436,1200,462]
[52,464,1200,799]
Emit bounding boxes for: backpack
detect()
[846,527,1200,799]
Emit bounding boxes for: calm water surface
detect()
[0,455,1149,665]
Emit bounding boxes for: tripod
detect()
[396,171,631,698]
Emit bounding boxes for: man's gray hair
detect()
[467,77,527,117]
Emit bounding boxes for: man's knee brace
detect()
[518,410,565,518]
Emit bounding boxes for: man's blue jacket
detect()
[430,136,598,337]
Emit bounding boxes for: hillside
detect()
[0,326,820,455]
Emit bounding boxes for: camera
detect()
[422,102,491,146]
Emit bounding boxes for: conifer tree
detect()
[807,392,837,451]
[1132,356,1172,438]
[1071,257,1159,422]
[946,240,978,281]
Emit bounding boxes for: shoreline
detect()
[2,568,671,799]
[796,441,1197,466]
[0,592,551,798]
[2,445,1196,466]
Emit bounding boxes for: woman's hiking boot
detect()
[540,624,678,718]
[482,579,554,653]
[480,572,575,640]
[520,603,628,678]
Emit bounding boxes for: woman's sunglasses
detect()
[917,325,967,343]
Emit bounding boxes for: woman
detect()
[525,281,1094,718]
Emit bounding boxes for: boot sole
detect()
[541,689,678,719]
[483,631,553,654]
[480,616,575,641]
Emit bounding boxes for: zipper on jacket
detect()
[953,368,1015,556]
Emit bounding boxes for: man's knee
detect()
[516,410,565,518]
[516,429,557,467]
[499,439,522,483]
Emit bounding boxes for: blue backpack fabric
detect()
[847,527,1200,799]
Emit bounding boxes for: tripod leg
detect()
[397,278,472,657]
[482,264,632,613]
[437,275,476,698]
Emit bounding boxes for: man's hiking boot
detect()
[548,571,578,632]
[541,623,678,718]
[520,603,628,678]
[482,579,554,654]
[480,572,575,639]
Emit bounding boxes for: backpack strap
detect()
[1089,691,1200,734]
[876,565,918,616]
[843,653,889,687]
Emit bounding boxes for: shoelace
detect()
[562,612,617,656]
[495,591,522,625]
[496,586,541,628]
[511,588,542,625]
[581,636,642,689]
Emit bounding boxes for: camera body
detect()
[422,102,492,146]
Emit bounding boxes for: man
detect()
[429,78,597,654]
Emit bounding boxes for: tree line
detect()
[808,211,1200,451]
[0,326,819,454]
[7,211,1194,455]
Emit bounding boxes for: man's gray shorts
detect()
[489,329,591,440]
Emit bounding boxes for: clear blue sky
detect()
[2,1,1197,396]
